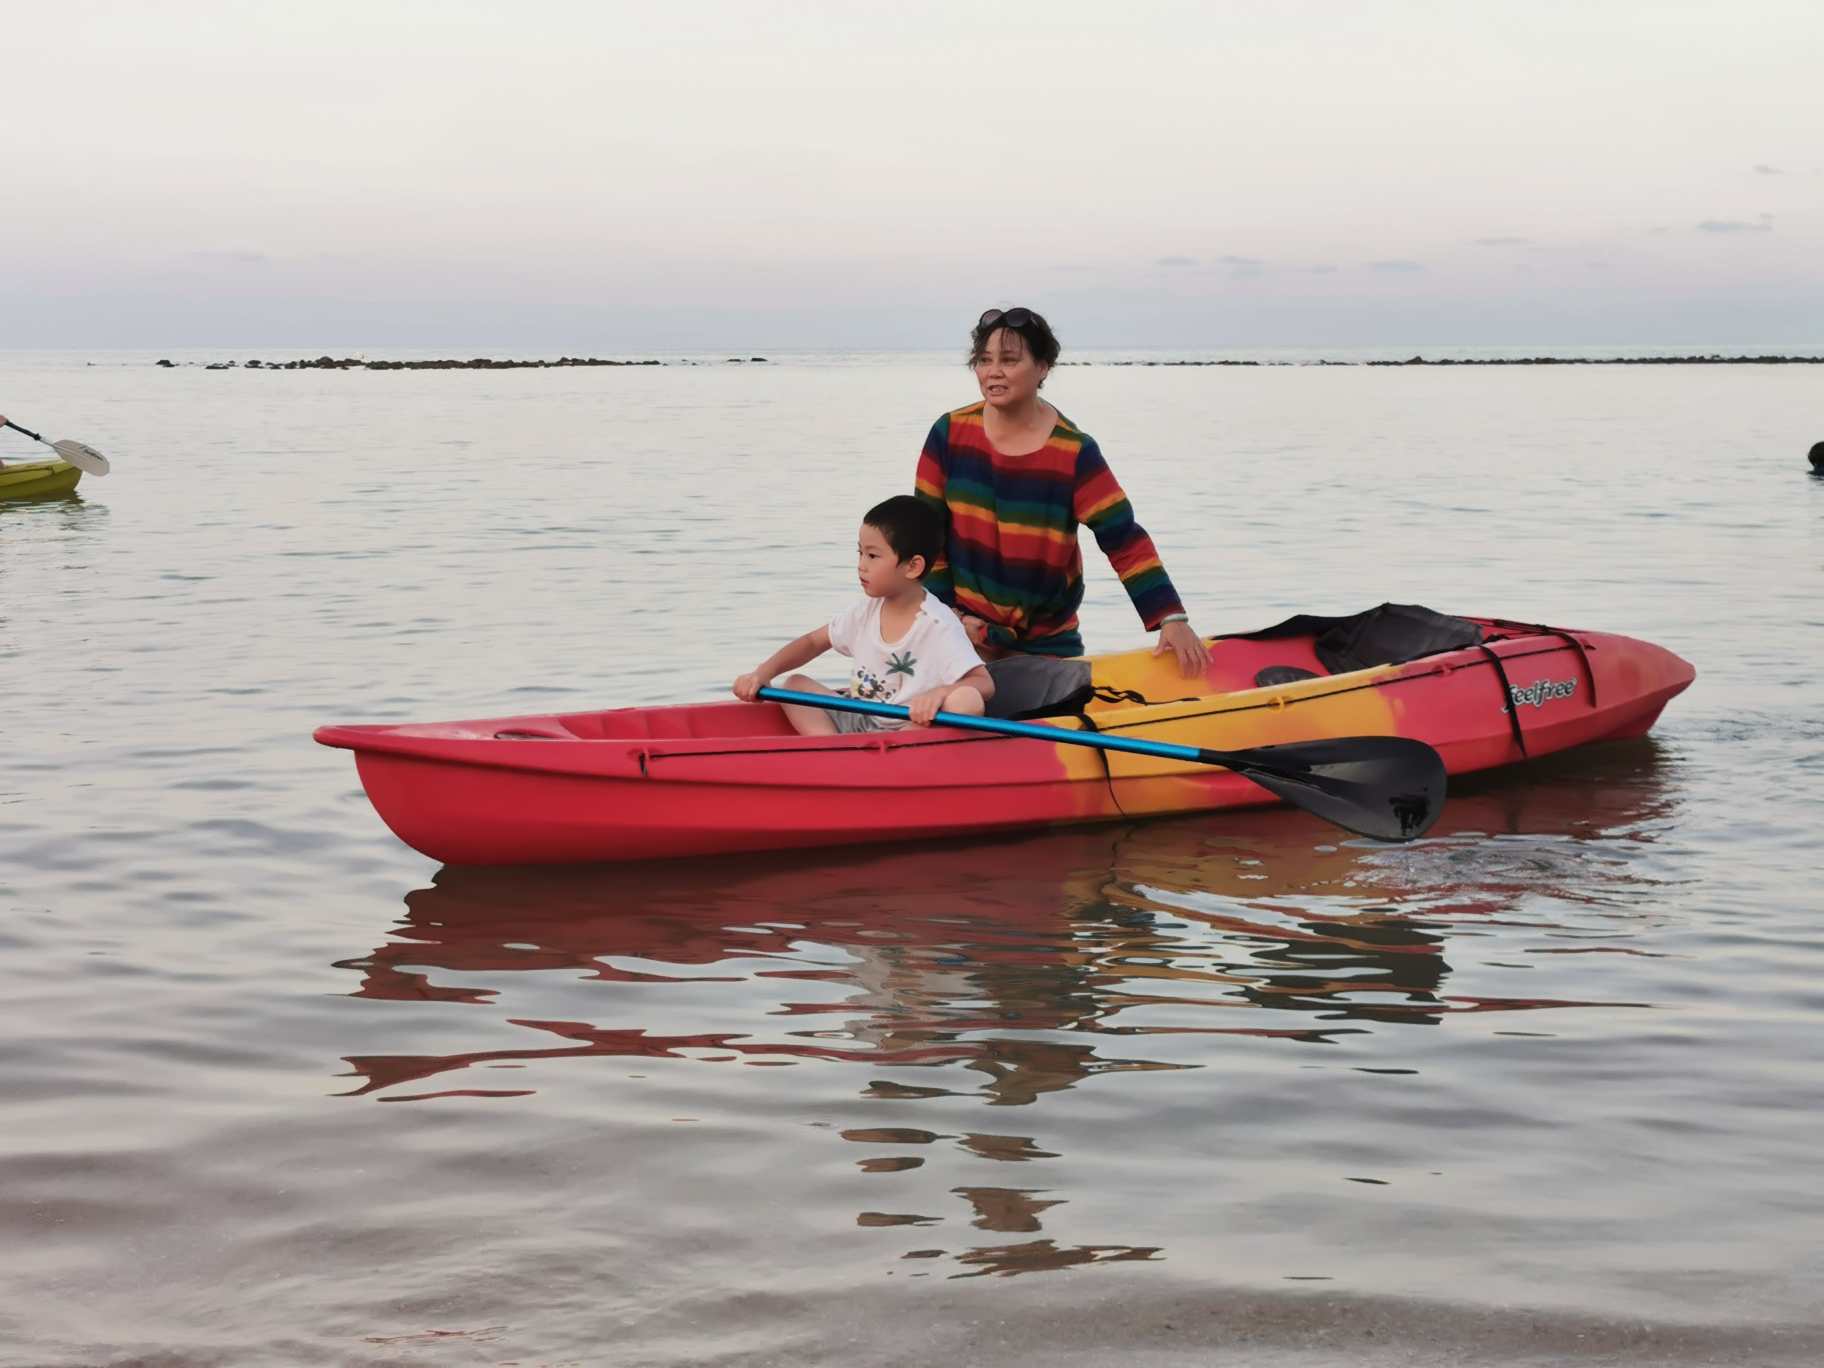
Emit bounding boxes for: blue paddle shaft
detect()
[752,684,1451,842]
[755,684,1217,766]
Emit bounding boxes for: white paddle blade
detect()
[52,440,109,475]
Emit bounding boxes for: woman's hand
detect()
[1154,620,1211,678]
[732,672,770,702]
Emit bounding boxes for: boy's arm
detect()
[902,664,994,726]
[733,626,832,701]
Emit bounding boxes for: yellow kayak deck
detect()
[0,460,82,500]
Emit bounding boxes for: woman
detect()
[914,309,1211,677]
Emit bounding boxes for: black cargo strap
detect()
[1540,629,1598,708]
[1092,686,1200,707]
[1477,645,1528,759]
[1071,710,1130,817]
[1483,619,1598,709]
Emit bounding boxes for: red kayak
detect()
[315,615,1694,866]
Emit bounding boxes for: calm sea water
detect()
[3,350,1822,1366]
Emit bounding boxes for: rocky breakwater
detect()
[157,356,702,370]
[282,356,661,370]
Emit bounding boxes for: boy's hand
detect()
[732,673,770,702]
[904,691,943,727]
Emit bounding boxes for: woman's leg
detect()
[777,673,840,735]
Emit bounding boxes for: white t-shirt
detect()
[827,592,983,722]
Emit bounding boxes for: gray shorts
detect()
[832,708,896,735]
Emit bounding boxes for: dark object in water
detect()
[1809,441,1823,469]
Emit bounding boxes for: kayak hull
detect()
[0,460,81,500]
[317,619,1695,866]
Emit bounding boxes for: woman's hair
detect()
[968,309,1061,374]
[864,495,943,576]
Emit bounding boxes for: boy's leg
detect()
[777,673,840,735]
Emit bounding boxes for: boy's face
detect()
[857,523,923,598]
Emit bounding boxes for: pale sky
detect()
[5,1,1820,349]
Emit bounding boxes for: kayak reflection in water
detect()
[330,742,1676,1277]
[915,309,1211,677]
[333,738,1678,1105]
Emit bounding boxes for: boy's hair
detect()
[864,495,943,577]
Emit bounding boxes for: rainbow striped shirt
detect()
[914,403,1186,657]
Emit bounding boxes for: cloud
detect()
[1205,254,1265,280]
[186,250,267,263]
[1368,259,1424,272]
[1697,216,1772,232]
[1754,164,1783,174]
[1473,237,1532,247]
[1156,256,1196,267]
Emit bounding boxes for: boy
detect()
[733,496,994,734]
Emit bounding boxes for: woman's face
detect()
[973,328,1049,409]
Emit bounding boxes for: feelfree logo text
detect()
[1505,678,1577,711]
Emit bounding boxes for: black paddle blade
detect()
[1206,736,1448,842]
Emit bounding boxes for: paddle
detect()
[2,419,110,475]
[756,685,1447,842]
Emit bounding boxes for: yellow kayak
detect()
[0,459,82,500]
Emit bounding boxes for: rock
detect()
[156,359,174,367]
[1810,441,1824,469]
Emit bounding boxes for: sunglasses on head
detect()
[978,307,1037,330]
